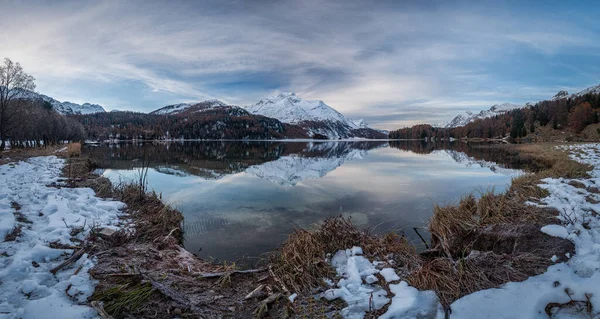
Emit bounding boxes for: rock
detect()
[98,227,117,239]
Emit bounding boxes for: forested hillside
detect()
[73,102,310,140]
[389,92,600,141]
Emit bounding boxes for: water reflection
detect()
[84,141,522,266]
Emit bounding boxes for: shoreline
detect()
[1,142,598,318]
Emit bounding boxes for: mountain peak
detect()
[246,93,381,138]
[552,90,569,100]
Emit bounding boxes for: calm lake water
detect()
[83,141,522,266]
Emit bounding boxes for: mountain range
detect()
[31,91,106,115]
[148,92,385,139]
[439,83,600,128]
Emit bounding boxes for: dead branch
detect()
[197,267,268,278]
[91,301,114,319]
[50,249,85,274]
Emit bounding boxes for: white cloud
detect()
[0,1,597,128]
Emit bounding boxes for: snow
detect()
[245,92,372,138]
[379,281,440,319]
[321,247,391,319]
[288,293,297,303]
[246,92,353,125]
[317,144,600,318]
[150,99,227,115]
[448,143,600,319]
[0,156,124,318]
[379,268,400,282]
[442,103,522,128]
[541,225,569,239]
[573,84,600,97]
[320,247,442,319]
[16,91,106,115]
[439,82,600,128]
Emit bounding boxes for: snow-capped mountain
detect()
[572,84,600,98]
[442,103,522,128]
[16,90,106,115]
[246,92,361,127]
[150,99,229,115]
[439,83,600,129]
[246,92,383,139]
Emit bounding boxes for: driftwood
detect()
[91,301,114,319]
[198,267,268,278]
[50,248,85,274]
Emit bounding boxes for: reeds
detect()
[270,216,419,293]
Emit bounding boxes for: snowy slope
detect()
[0,156,124,318]
[443,103,521,128]
[150,99,228,115]
[573,84,600,97]
[246,92,365,128]
[246,92,381,139]
[439,83,600,129]
[33,92,106,115]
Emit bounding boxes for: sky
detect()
[1,0,599,129]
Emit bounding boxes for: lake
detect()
[83,141,523,266]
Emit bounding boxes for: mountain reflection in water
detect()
[84,141,523,266]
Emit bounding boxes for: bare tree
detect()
[0,58,36,149]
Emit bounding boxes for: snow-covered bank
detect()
[448,143,600,318]
[0,156,124,318]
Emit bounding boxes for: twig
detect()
[413,227,430,249]
[91,301,114,319]
[197,267,268,278]
[244,284,265,300]
[269,266,290,294]
[50,249,85,274]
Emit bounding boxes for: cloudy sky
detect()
[1,0,599,129]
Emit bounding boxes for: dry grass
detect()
[115,184,183,244]
[407,252,551,307]
[271,216,419,294]
[420,143,588,307]
[67,142,82,157]
[429,143,589,257]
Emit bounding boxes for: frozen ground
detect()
[322,144,600,318]
[0,156,124,318]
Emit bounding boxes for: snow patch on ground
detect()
[448,143,600,319]
[319,247,442,319]
[0,156,124,318]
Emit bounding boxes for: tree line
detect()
[389,92,600,140]
[71,107,309,141]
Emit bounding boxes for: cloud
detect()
[0,0,598,128]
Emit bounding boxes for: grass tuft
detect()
[270,216,419,293]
